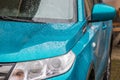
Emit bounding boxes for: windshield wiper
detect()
[0,16,46,23]
[0,16,33,22]
[0,16,17,21]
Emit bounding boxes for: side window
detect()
[84,0,94,18]
[85,0,97,19]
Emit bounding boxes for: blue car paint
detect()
[0,21,84,62]
[0,0,84,62]
[0,0,114,80]
[92,4,116,21]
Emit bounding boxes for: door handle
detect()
[102,24,107,30]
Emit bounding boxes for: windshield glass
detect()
[0,0,77,23]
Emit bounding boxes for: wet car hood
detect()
[0,21,83,62]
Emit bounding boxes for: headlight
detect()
[9,51,75,80]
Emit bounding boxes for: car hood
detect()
[0,21,83,62]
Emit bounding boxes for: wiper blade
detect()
[0,16,17,21]
[0,16,33,22]
[0,16,46,23]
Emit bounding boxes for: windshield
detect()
[0,0,77,23]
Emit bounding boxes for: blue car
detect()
[0,0,116,80]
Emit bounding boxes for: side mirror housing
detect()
[91,4,116,22]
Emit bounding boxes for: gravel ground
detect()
[111,47,120,60]
[111,47,120,80]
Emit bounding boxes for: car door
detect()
[84,0,108,78]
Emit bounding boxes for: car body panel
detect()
[0,0,85,63]
[0,0,114,80]
[0,21,84,62]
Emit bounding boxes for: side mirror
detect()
[91,4,116,22]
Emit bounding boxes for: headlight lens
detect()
[9,51,75,80]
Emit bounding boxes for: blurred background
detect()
[103,0,120,80]
[103,0,120,9]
